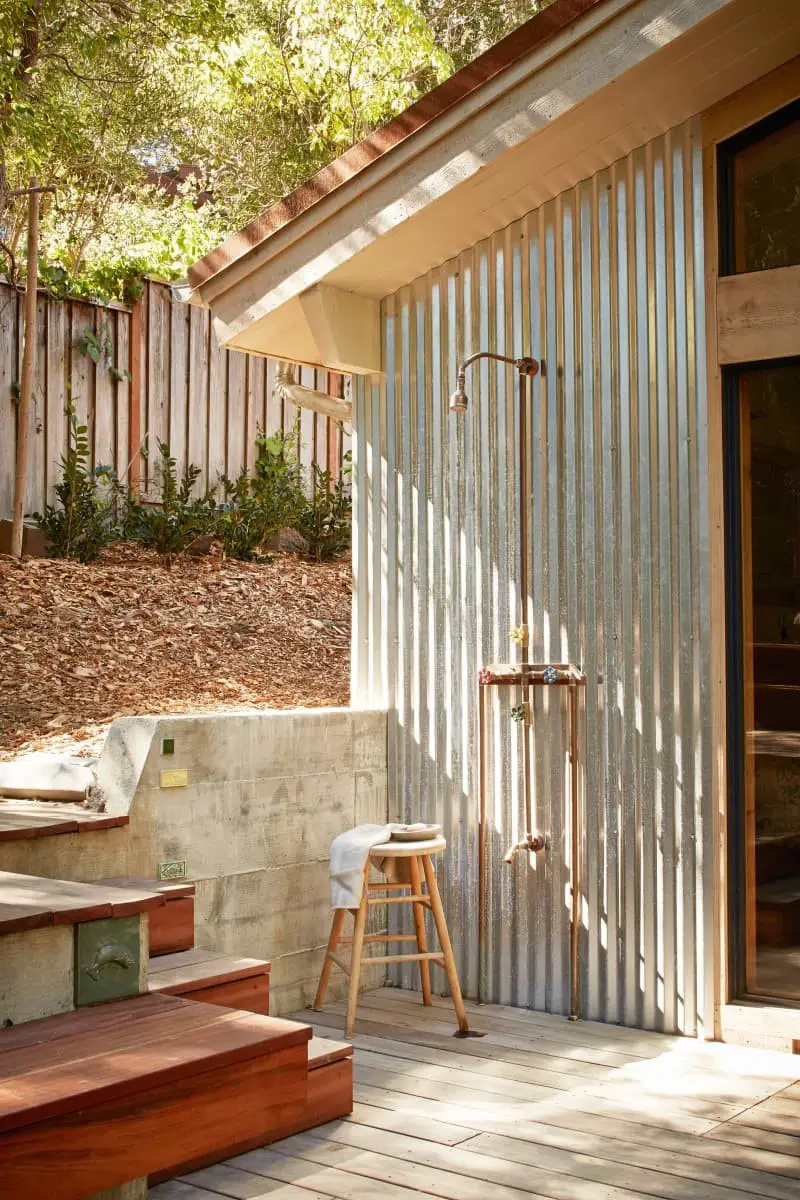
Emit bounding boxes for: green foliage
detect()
[34,404,119,562]
[215,428,305,560]
[33,415,352,565]
[294,457,352,562]
[0,0,551,301]
[76,324,131,382]
[126,442,216,564]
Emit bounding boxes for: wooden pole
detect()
[11,180,40,559]
[128,291,143,495]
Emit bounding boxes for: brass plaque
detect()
[160,768,189,788]
[74,916,141,1007]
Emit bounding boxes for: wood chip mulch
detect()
[0,545,351,761]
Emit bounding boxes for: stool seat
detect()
[315,833,468,1038]
[369,836,446,857]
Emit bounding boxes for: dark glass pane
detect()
[734,119,800,273]
[743,361,800,1000]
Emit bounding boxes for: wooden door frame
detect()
[702,58,800,1035]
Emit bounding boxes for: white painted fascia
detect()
[226,284,381,375]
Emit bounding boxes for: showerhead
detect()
[449,368,468,413]
[449,351,540,417]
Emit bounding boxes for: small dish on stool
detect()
[390,822,442,842]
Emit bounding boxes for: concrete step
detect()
[0,752,96,802]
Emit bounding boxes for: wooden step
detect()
[0,870,164,935]
[102,877,195,956]
[148,948,270,1014]
[302,1033,354,1131]
[0,993,311,1200]
[149,1031,354,1186]
[0,799,128,843]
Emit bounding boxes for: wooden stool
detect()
[314,836,469,1038]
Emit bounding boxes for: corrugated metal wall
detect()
[352,118,715,1036]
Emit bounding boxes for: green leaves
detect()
[125,443,217,565]
[293,457,353,563]
[2,0,550,301]
[77,323,130,380]
[34,403,121,562]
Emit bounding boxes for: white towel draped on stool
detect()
[329,824,430,908]
[329,823,394,909]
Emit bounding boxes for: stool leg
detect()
[421,854,469,1034]
[314,907,346,1011]
[345,863,370,1038]
[408,855,432,1005]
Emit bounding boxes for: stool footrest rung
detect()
[362,951,445,966]
[370,894,430,906]
[338,933,418,945]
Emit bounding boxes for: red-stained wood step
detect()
[101,878,196,956]
[0,870,164,936]
[0,800,129,842]
[147,949,270,1014]
[0,994,311,1200]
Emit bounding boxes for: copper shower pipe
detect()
[451,354,585,1021]
[477,666,585,1017]
[450,352,540,870]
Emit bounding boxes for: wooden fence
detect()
[0,279,350,520]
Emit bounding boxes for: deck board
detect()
[150,988,800,1200]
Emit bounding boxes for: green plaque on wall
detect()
[74,916,141,1007]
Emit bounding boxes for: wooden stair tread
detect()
[0,800,128,842]
[0,993,311,1133]
[0,870,165,935]
[148,949,269,994]
[101,876,196,899]
[308,1035,353,1069]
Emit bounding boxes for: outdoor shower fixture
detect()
[449,352,539,414]
[450,351,586,1021]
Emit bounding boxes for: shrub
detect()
[215,470,272,561]
[294,457,352,562]
[127,442,216,565]
[34,405,120,562]
[215,428,305,560]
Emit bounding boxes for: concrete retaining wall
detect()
[1,708,389,1014]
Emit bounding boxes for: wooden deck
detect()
[150,987,800,1200]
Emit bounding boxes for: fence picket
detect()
[0,288,17,518]
[0,280,346,521]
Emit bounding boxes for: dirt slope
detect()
[0,546,351,761]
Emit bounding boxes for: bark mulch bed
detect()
[0,545,351,761]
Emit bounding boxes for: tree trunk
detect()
[11,180,40,558]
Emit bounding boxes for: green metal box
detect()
[74,916,142,1007]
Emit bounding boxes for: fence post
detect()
[327,371,343,488]
[128,292,143,494]
[11,182,40,557]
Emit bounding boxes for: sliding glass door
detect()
[722,98,800,1004]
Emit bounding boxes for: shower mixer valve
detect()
[503,832,546,863]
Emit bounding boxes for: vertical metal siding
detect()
[352,119,712,1035]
